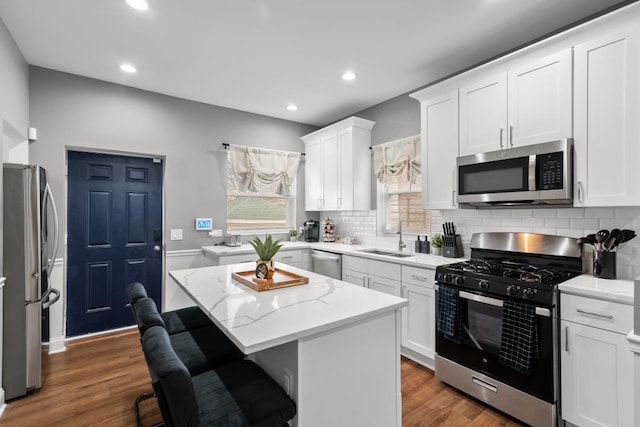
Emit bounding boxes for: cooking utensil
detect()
[604,229,620,251]
[619,229,636,245]
[595,229,609,251]
[577,235,597,246]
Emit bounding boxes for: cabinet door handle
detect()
[565,325,569,352]
[337,197,342,209]
[576,308,613,319]
[577,181,584,204]
[452,190,457,206]
[362,276,367,288]
[499,127,504,148]
[411,274,429,282]
[509,125,514,147]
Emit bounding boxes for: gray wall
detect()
[29,67,317,251]
[0,16,28,135]
[0,16,29,276]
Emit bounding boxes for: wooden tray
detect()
[231,268,309,292]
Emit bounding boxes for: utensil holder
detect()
[593,250,616,279]
[443,235,464,258]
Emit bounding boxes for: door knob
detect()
[153,245,161,252]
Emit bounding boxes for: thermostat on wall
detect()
[195,218,213,231]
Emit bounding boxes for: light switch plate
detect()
[170,229,183,241]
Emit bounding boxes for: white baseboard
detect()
[64,324,138,343]
[47,336,67,354]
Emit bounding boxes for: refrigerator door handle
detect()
[44,183,60,278]
[41,287,61,309]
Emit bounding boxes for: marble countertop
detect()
[559,274,634,305]
[202,241,464,269]
[169,262,408,354]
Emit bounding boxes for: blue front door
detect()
[66,151,163,337]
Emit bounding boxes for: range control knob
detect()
[455,275,464,285]
[478,280,489,290]
[522,288,536,299]
[444,274,453,283]
[506,285,519,296]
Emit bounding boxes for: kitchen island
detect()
[169,262,408,427]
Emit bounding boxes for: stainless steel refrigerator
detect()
[3,163,60,400]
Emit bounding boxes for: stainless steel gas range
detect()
[434,232,582,427]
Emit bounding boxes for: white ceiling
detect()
[0,0,632,127]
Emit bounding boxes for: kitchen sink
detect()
[356,249,414,258]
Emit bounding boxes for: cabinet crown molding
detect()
[301,116,376,142]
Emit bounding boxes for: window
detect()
[380,173,431,234]
[226,145,299,233]
[373,135,430,235]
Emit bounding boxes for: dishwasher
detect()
[311,249,342,280]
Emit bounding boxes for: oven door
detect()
[435,284,556,403]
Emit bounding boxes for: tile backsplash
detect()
[324,207,640,280]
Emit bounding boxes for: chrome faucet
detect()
[397,219,406,252]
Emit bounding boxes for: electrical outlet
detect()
[283,368,292,395]
[170,229,183,241]
[209,229,223,237]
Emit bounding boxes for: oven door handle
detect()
[458,290,551,317]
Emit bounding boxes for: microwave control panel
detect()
[536,152,564,190]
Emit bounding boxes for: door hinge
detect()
[153,158,162,163]
[65,164,68,176]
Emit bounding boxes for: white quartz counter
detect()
[169,262,408,354]
[559,274,634,305]
[202,241,464,269]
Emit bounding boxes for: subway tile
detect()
[545,219,571,228]
[614,207,640,219]
[511,209,534,218]
[585,207,615,218]
[556,208,584,218]
[533,210,557,218]
[570,219,600,230]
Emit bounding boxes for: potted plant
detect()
[431,233,443,256]
[289,228,298,242]
[249,234,283,279]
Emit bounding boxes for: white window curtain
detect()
[227,144,301,196]
[372,135,421,185]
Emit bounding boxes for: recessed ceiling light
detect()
[119,63,137,73]
[342,71,357,81]
[126,0,149,11]
[286,104,298,111]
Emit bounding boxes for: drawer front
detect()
[561,293,633,334]
[342,255,368,273]
[274,250,301,264]
[402,265,435,289]
[369,260,401,281]
[219,254,256,265]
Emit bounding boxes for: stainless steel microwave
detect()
[456,139,573,207]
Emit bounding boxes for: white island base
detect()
[252,310,401,427]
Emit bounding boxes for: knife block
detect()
[443,235,464,258]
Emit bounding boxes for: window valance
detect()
[372,135,421,185]
[227,144,301,196]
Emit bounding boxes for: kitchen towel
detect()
[498,300,538,375]
[437,285,464,343]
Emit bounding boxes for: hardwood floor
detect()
[1,329,523,426]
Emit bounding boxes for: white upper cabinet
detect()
[415,90,459,210]
[573,25,640,206]
[459,74,508,156]
[302,117,375,211]
[459,49,573,156]
[508,50,572,147]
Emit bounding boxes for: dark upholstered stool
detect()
[133,297,245,375]
[142,326,296,427]
[127,282,212,334]
[127,283,243,425]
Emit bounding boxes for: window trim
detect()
[226,180,297,236]
[376,180,429,237]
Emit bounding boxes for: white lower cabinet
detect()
[400,266,435,364]
[341,255,401,296]
[560,294,634,427]
[214,249,303,268]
